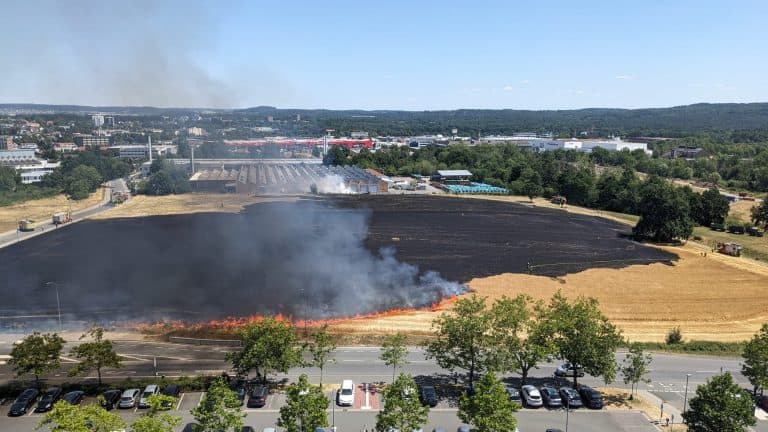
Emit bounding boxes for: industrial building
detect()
[73,135,111,148]
[188,161,387,195]
[0,149,60,184]
[110,144,177,159]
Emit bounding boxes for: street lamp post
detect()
[45,282,62,329]
[682,373,693,420]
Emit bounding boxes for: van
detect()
[337,380,355,406]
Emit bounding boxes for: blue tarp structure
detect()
[444,182,508,195]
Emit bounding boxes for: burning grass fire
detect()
[136,296,461,336]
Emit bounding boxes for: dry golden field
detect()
[0,188,105,232]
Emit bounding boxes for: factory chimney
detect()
[148,135,153,164]
[190,144,195,174]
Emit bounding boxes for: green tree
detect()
[323,145,351,166]
[425,295,492,387]
[519,168,543,201]
[130,394,181,432]
[68,327,122,386]
[380,333,409,382]
[191,377,244,432]
[683,373,756,432]
[278,374,329,432]
[375,373,429,432]
[752,200,768,228]
[9,332,65,386]
[0,165,20,192]
[633,177,694,242]
[457,372,519,432]
[539,291,624,388]
[227,317,304,383]
[130,415,180,432]
[66,178,93,200]
[742,323,768,396]
[37,400,126,432]
[619,343,652,399]
[488,295,553,385]
[697,187,730,226]
[307,324,336,386]
[146,171,173,195]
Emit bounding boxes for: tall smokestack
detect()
[148,135,153,163]
[190,145,195,174]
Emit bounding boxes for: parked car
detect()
[337,380,355,406]
[35,387,62,413]
[8,388,39,416]
[229,380,247,406]
[247,386,269,408]
[62,391,85,405]
[558,386,583,409]
[119,389,141,409]
[160,384,180,409]
[242,428,256,432]
[546,429,565,432]
[758,395,768,412]
[554,363,584,378]
[419,385,438,407]
[577,385,603,409]
[521,385,543,408]
[505,386,522,404]
[540,386,563,408]
[138,384,160,408]
[457,427,471,432]
[101,389,122,410]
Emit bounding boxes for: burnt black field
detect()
[0,195,675,327]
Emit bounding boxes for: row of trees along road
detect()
[425,292,625,388]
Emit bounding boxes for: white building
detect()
[188,127,206,136]
[92,114,105,127]
[110,145,177,159]
[0,149,60,184]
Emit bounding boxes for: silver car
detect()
[118,388,140,409]
[521,385,543,408]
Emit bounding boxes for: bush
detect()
[666,326,683,345]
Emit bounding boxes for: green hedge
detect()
[632,340,745,356]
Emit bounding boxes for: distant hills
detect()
[1,102,767,136]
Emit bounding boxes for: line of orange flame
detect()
[134,296,460,334]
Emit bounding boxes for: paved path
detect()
[0,178,126,249]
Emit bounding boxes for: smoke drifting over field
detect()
[0,199,465,326]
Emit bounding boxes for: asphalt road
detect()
[0,178,126,249]
[0,342,752,411]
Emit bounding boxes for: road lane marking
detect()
[198,392,206,407]
[176,394,184,411]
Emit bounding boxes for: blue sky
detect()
[1,0,766,110]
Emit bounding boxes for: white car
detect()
[554,363,584,377]
[118,389,140,409]
[521,385,543,408]
[138,384,159,408]
[337,379,355,406]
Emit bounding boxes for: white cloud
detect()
[615,75,633,80]
[521,79,531,84]
[502,85,514,92]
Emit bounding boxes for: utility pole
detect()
[682,373,692,421]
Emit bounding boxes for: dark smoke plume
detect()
[0,199,466,328]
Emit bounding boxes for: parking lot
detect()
[0,386,663,432]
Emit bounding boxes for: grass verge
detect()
[631,340,745,357]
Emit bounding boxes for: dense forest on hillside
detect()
[3,103,768,137]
